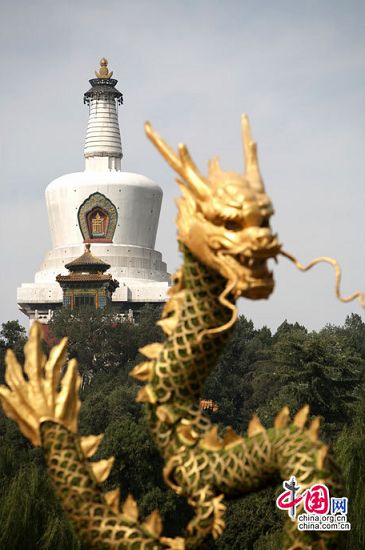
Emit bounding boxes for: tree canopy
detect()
[0,310,364,548]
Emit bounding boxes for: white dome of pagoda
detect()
[45,171,162,250]
[17,58,170,324]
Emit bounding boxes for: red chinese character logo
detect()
[276,477,331,519]
[304,484,330,514]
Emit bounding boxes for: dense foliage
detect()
[0,309,364,549]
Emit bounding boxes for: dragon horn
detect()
[145,121,210,200]
[241,114,265,193]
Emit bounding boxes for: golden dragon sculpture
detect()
[0,115,352,549]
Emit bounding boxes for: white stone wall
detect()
[17,280,168,305]
[17,283,62,303]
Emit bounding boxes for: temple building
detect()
[56,244,119,310]
[17,59,170,324]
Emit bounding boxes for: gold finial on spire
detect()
[95,58,113,79]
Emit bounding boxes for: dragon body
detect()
[41,421,162,549]
[133,244,342,549]
[0,116,343,549]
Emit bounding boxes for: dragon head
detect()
[145,115,281,300]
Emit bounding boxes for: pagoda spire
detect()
[84,58,123,171]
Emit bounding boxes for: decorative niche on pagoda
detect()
[17,58,170,325]
[56,245,119,310]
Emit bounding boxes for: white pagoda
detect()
[17,58,169,324]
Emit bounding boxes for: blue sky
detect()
[1,0,364,330]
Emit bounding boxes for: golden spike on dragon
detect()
[1,115,362,548]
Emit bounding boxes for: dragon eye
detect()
[224,220,243,231]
